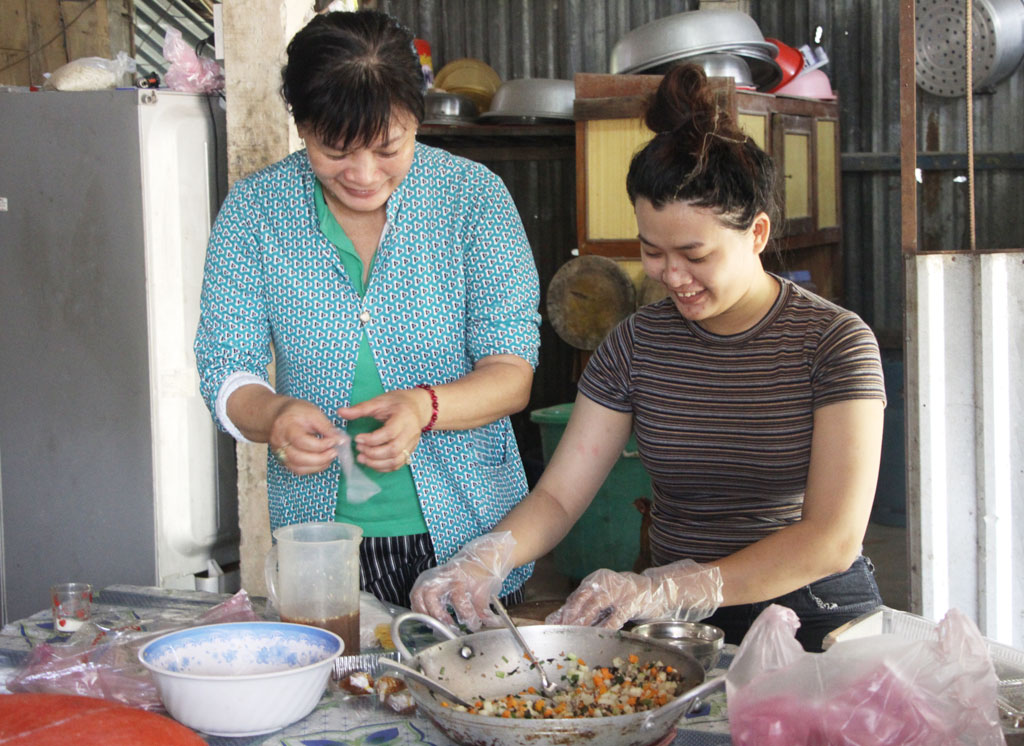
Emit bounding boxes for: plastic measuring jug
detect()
[265,521,363,655]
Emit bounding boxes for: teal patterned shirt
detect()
[194,143,540,593]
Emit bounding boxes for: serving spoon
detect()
[490,595,564,699]
[377,657,476,708]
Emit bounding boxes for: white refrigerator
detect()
[0,89,239,624]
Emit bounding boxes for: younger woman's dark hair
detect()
[282,10,425,150]
[626,64,780,234]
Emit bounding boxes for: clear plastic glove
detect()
[410,532,516,631]
[545,559,723,628]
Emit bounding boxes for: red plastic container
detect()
[766,37,804,92]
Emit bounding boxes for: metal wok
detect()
[390,612,722,746]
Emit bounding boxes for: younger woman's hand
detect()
[410,532,518,631]
[545,560,723,628]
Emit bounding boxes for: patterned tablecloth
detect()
[0,585,734,746]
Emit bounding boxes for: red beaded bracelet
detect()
[415,383,438,432]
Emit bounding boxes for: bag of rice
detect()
[45,52,136,91]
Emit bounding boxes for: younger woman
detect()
[411,64,885,651]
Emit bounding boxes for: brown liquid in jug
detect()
[282,611,360,655]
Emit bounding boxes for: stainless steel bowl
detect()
[610,10,782,90]
[634,47,781,91]
[629,620,725,672]
[422,89,479,125]
[477,78,575,123]
[611,10,777,72]
[678,53,754,87]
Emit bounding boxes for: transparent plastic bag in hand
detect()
[335,434,381,504]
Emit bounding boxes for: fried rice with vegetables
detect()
[446,653,688,719]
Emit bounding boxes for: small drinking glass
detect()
[51,582,92,632]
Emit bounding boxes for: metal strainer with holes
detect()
[915,0,1024,96]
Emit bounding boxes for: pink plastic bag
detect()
[7,590,260,711]
[726,604,1006,746]
[162,28,224,93]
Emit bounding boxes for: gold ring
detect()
[402,448,412,464]
[273,444,289,464]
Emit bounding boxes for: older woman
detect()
[194,10,540,608]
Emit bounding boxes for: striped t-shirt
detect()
[578,277,886,566]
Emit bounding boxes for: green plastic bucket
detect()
[530,403,652,582]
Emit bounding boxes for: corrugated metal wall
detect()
[379,0,696,77]
[379,0,1024,350]
[134,0,215,76]
[379,0,1023,513]
[751,0,907,348]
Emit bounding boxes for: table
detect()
[0,585,734,746]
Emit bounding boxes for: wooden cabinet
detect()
[573,73,844,303]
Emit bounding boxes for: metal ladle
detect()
[490,594,563,699]
[377,657,475,709]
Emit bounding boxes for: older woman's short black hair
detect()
[282,10,425,150]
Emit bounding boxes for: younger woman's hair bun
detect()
[626,62,780,233]
[644,63,722,140]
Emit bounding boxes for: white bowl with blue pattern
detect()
[138,621,343,736]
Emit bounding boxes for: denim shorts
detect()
[703,555,882,652]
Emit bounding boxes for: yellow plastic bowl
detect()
[434,58,502,112]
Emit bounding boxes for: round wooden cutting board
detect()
[547,255,637,350]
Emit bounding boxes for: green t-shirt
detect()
[314,182,428,537]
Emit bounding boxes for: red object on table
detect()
[648,728,678,746]
[0,693,205,745]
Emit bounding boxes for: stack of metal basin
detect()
[610,9,782,91]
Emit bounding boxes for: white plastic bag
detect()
[162,28,224,93]
[726,604,1006,746]
[45,51,136,91]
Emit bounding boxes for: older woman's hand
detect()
[269,398,347,475]
[336,387,430,472]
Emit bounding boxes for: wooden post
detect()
[899,0,917,257]
[222,0,309,594]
